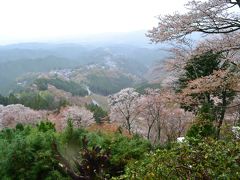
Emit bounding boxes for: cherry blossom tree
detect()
[176,51,237,138]
[60,106,94,129]
[108,88,140,134]
[0,104,47,129]
[138,89,193,143]
[147,0,240,83]
[138,89,163,140]
[161,107,192,142]
[138,89,175,141]
[147,0,240,44]
[148,0,240,138]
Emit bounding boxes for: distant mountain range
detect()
[0,31,173,95]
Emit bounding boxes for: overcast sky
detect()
[0,0,189,44]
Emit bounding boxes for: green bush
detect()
[0,122,68,179]
[120,138,240,179]
[58,121,151,176]
[1,120,240,179]
[187,103,216,138]
[86,104,108,123]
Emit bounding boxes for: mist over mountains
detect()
[0,31,169,95]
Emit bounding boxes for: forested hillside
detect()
[0,0,240,179]
[0,32,167,95]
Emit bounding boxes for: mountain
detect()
[0,31,170,95]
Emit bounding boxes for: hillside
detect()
[0,35,168,95]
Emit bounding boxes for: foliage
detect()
[83,133,151,176]
[0,94,8,105]
[147,0,240,43]
[0,122,68,180]
[0,121,151,179]
[59,121,151,177]
[147,0,240,139]
[187,103,216,138]
[138,89,192,143]
[120,138,240,179]
[2,120,148,178]
[176,51,236,138]
[108,88,140,134]
[176,51,233,111]
[53,136,112,179]
[86,104,108,123]
[87,74,134,96]
[134,82,161,94]
[36,121,56,132]
[35,78,49,91]
[0,91,68,110]
[35,78,88,96]
[1,120,240,179]
[0,104,46,128]
[60,106,94,129]
[177,51,222,91]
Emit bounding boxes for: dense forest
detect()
[0,92,67,110]
[35,78,88,96]
[86,74,134,96]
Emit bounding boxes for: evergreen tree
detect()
[177,51,236,138]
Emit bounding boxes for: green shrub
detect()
[120,138,240,179]
[0,121,151,179]
[58,121,151,177]
[187,103,216,138]
[86,104,108,123]
[0,123,68,179]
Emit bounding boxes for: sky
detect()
[0,0,188,44]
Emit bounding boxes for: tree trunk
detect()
[147,127,151,140]
[147,119,156,140]
[156,120,161,143]
[126,116,131,134]
[216,91,227,139]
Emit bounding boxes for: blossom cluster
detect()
[0,104,46,129]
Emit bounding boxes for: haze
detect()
[0,0,188,44]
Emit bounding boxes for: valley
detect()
[1,0,240,177]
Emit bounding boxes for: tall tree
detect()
[139,89,192,143]
[138,89,165,141]
[176,51,236,138]
[148,0,240,138]
[147,0,240,43]
[108,88,140,134]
